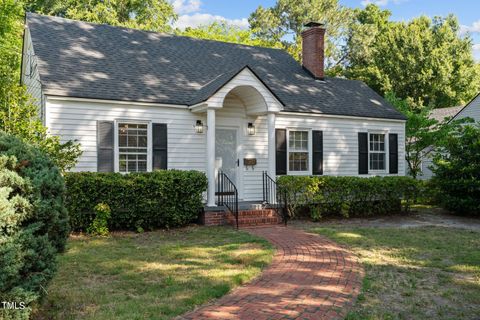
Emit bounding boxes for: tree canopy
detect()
[248,0,353,66]
[432,123,480,214]
[24,0,177,32]
[386,92,471,179]
[0,0,81,171]
[248,1,479,108]
[178,21,281,48]
[346,5,480,108]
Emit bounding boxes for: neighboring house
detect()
[22,13,406,209]
[417,95,480,180]
[416,106,463,180]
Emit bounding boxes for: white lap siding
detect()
[275,113,406,176]
[21,29,44,119]
[454,94,480,122]
[45,98,206,173]
[45,97,406,199]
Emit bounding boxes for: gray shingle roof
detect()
[429,106,463,122]
[26,13,406,120]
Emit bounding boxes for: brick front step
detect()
[236,209,278,217]
[226,210,282,227]
[202,209,282,227]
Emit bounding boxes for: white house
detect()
[22,14,406,213]
[418,94,480,180]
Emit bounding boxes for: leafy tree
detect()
[26,0,177,32]
[248,0,353,68]
[178,21,282,48]
[386,92,469,179]
[347,5,480,108]
[431,123,480,215]
[0,0,81,172]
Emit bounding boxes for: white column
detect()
[206,108,216,207]
[267,112,276,178]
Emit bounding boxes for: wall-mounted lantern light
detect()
[194,120,204,134]
[247,122,255,136]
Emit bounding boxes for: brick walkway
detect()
[179,226,364,320]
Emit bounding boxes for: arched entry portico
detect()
[190,68,282,207]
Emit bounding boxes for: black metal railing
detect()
[216,171,239,229]
[262,171,289,225]
[262,170,277,205]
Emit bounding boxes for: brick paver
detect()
[179,226,364,320]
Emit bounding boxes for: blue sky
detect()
[172,0,480,59]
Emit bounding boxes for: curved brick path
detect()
[179,226,364,320]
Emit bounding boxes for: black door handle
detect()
[237,159,240,167]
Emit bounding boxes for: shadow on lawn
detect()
[33,227,273,320]
[310,226,480,320]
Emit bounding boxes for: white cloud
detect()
[174,13,249,30]
[473,44,480,61]
[460,20,480,35]
[172,0,201,14]
[171,0,249,30]
[361,0,388,6]
[360,0,407,6]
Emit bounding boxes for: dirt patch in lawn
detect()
[292,207,480,231]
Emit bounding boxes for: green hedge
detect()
[65,170,208,231]
[0,132,68,320]
[277,176,420,220]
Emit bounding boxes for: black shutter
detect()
[152,123,167,170]
[275,129,287,175]
[358,132,368,175]
[389,133,398,174]
[312,130,323,175]
[97,121,114,172]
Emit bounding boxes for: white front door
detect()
[215,128,238,186]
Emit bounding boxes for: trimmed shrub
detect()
[277,175,420,220]
[87,203,111,236]
[65,170,208,231]
[431,123,480,215]
[0,132,69,320]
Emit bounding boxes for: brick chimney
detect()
[301,22,325,80]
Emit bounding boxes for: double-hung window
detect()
[369,133,386,171]
[118,123,149,172]
[288,130,310,173]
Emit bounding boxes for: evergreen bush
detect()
[0,132,68,320]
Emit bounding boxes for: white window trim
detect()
[114,119,152,173]
[368,131,389,174]
[286,128,312,175]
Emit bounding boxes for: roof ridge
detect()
[26,12,285,53]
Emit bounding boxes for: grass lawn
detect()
[33,226,274,320]
[308,225,480,320]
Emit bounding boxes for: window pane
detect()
[119,134,127,146]
[139,136,147,147]
[118,123,149,172]
[289,152,308,172]
[369,151,386,170]
[138,161,147,172]
[288,131,309,172]
[128,135,137,147]
[128,161,136,172]
[378,153,385,170]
